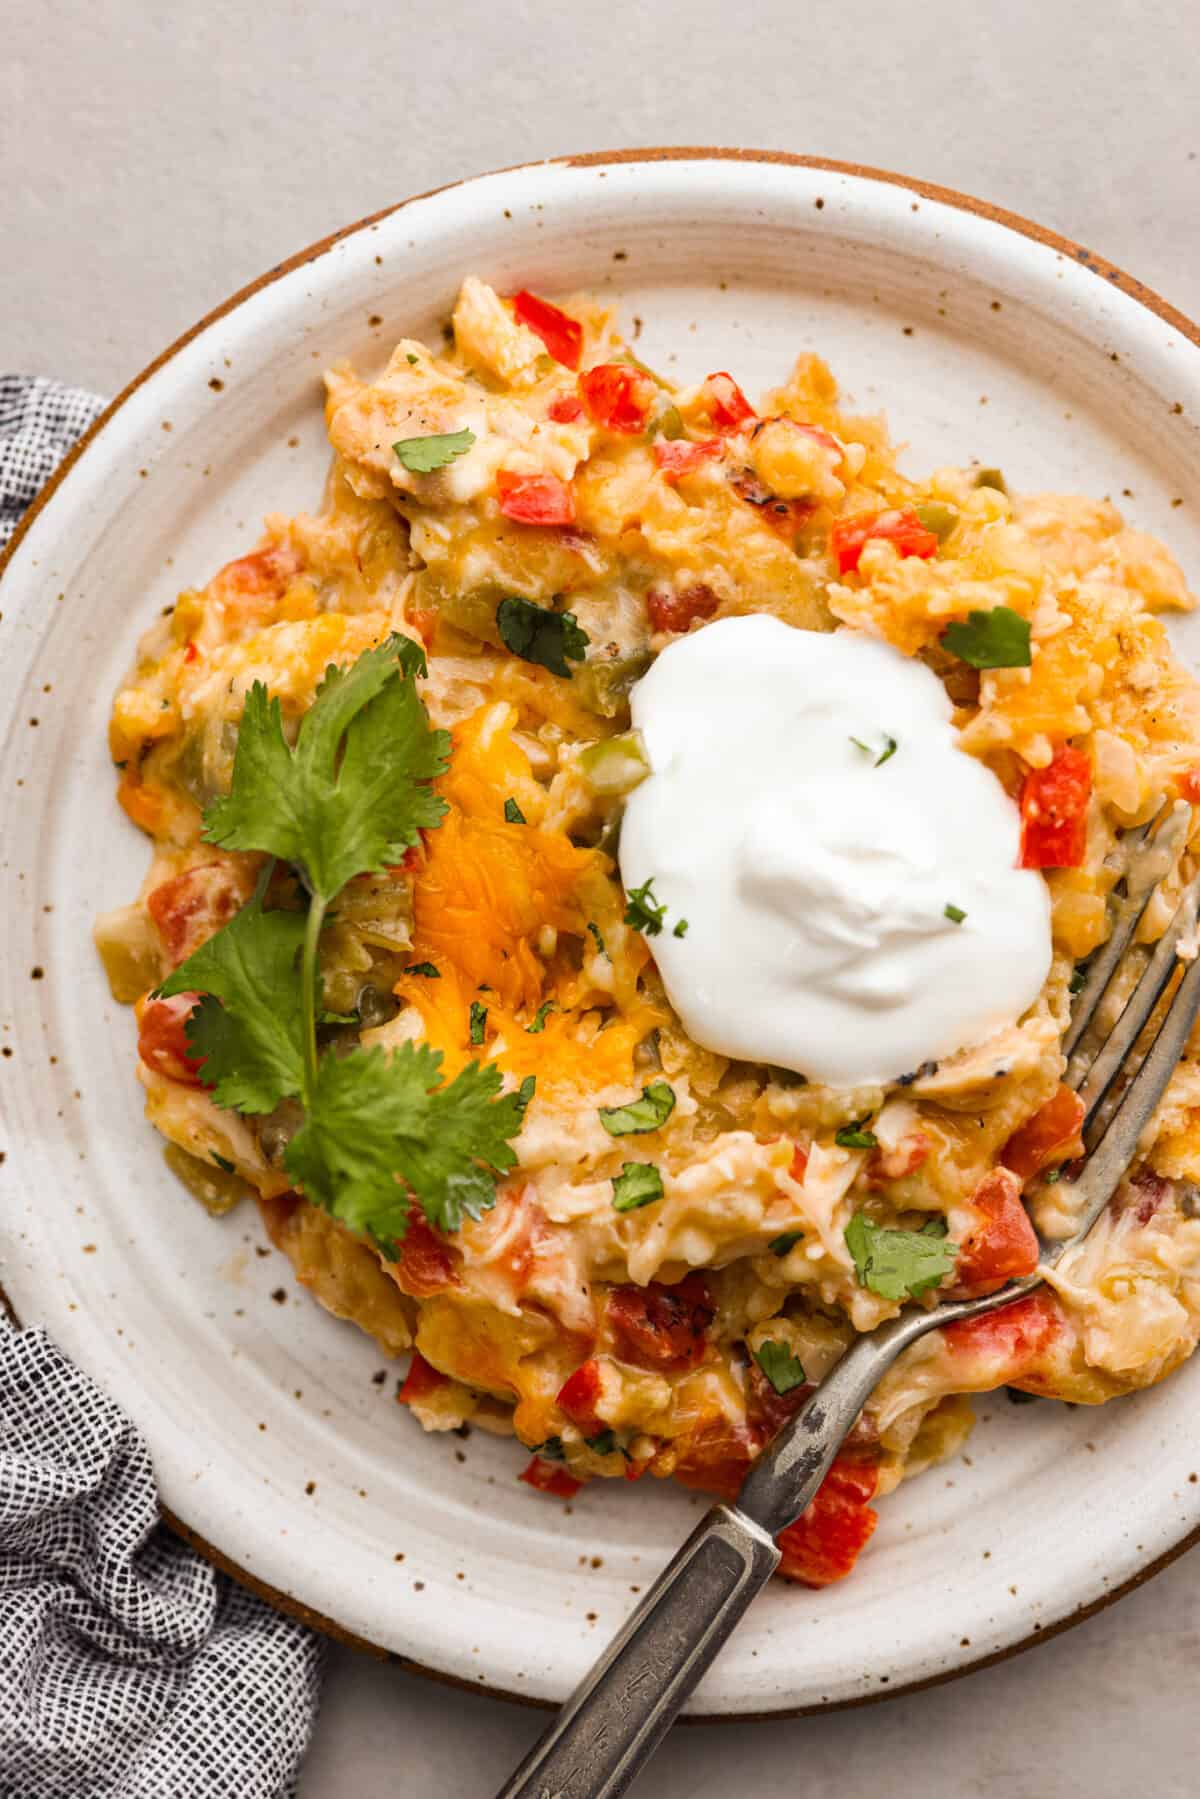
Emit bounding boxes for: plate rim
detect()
[4,144,1200,1717]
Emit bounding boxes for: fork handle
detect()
[494,1503,779,1799]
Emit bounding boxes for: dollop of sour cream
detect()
[618,615,1052,1088]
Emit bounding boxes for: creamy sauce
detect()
[619,616,1052,1087]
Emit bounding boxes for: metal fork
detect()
[497,809,1200,1799]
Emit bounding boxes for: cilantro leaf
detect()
[504,797,527,824]
[526,1000,556,1035]
[585,1429,618,1455]
[158,895,307,1113]
[850,732,897,767]
[598,1080,676,1137]
[392,429,476,473]
[835,1119,878,1150]
[203,636,450,901]
[624,877,667,936]
[532,1435,566,1461]
[404,961,440,978]
[944,902,967,924]
[496,596,589,677]
[844,1211,956,1302]
[469,1001,487,1046]
[611,1161,664,1212]
[768,1231,802,1257]
[587,921,607,957]
[285,1042,526,1241]
[754,1339,807,1395]
[941,606,1031,670]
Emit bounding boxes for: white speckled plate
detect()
[3,151,1200,1714]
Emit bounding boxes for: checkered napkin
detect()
[0,376,325,1795]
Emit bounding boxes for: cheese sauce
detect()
[619,616,1052,1087]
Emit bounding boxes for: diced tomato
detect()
[548,393,585,423]
[607,1274,715,1373]
[828,507,940,575]
[646,583,720,634]
[397,1351,449,1405]
[867,1131,931,1184]
[137,992,206,1085]
[954,1167,1040,1295]
[1177,767,1200,804]
[183,639,199,663]
[519,1456,583,1499]
[942,1289,1062,1363]
[1002,1085,1085,1179]
[495,470,577,527]
[703,372,756,431]
[146,859,253,968]
[624,1454,652,1481]
[212,544,304,599]
[556,1360,604,1434]
[671,1417,759,1502]
[391,1216,457,1297]
[788,1143,809,1183]
[578,364,653,434]
[1019,745,1092,870]
[512,290,583,370]
[793,421,843,457]
[776,1458,879,1587]
[652,437,722,481]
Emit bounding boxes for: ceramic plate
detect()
[4,151,1200,1715]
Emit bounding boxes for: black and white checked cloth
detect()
[0,376,326,1796]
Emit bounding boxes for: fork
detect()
[497,808,1200,1799]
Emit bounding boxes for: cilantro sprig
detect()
[844,1212,956,1301]
[392,429,476,474]
[941,605,1031,669]
[161,635,527,1252]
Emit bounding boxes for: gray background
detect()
[6,1,1200,1793]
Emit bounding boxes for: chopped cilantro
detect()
[526,1000,556,1034]
[673,918,689,939]
[404,962,440,978]
[598,1080,676,1137]
[624,877,667,936]
[850,733,897,767]
[835,1119,878,1150]
[514,1074,536,1113]
[585,1429,618,1455]
[469,1001,488,1046]
[754,1339,807,1395]
[768,1231,802,1257]
[503,797,527,824]
[844,1212,956,1302]
[1042,1166,1064,1184]
[533,1435,566,1461]
[944,902,967,924]
[611,1162,665,1212]
[210,1152,236,1174]
[392,428,475,473]
[160,637,525,1249]
[941,605,1031,669]
[405,353,419,365]
[496,596,589,677]
[586,920,607,957]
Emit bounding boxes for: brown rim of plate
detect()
[2,147,1199,1719]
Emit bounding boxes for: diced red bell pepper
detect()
[548,393,585,423]
[954,1167,1040,1295]
[397,1351,449,1405]
[1178,767,1200,804]
[703,372,756,431]
[776,1457,879,1587]
[1001,1085,1086,1179]
[607,1274,715,1373]
[391,1216,458,1297]
[519,1455,583,1499]
[512,290,583,370]
[794,421,842,457]
[1019,745,1092,870]
[183,638,199,663]
[578,363,654,433]
[652,437,722,481]
[212,543,305,599]
[828,507,940,575]
[496,470,577,526]
[788,1143,809,1183]
[137,992,206,1086]
[645,583,720,634]
[941,1289,1062,1364]
[556,1359,604,1435]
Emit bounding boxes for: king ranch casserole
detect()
[97,278,1200,1588]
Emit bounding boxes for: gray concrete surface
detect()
[6,1,1200,1793]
